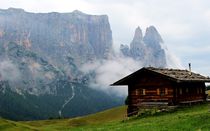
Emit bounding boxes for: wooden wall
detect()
[127,71,175,115]
[174,82,206,103]
[126,71,207,116]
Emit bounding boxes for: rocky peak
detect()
[132,26,143,42]
[72,10,83,14]
[143,26,163,44]
[72,10,87,16]
[0,8,113,62]
[128,26,145,60]
[120,44,130,56]
[120,25,167,67]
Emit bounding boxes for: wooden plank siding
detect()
[126,70,207,116]
[127,73,176,115]
[128,87,174,105]
[174,82,206,103]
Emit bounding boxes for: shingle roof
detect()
[112,67,210,85]
[146,67,210,82]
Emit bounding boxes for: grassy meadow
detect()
[0,103,210,130]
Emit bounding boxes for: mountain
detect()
[0,8,112,65]
[0,41,122,121]
[120,26,166,67]
[0,8,122,121]
[0,8,168,121]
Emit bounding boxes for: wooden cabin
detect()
[112,67,210,116]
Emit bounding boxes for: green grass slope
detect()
[76,104,210,131]
[0,119,38,131]
[1,104,210,130]
[21,106,127,130]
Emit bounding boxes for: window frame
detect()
[140,89,146,95]
[179,88,182,95]
[160,88,165,96]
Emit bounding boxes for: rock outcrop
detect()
[121,26,167,67]
[0,8,113,64]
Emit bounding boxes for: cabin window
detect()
[186,88,189,93]
[160,88,165,96]
[197,88,199,94]
[200,88,203,94]
[179,88,182,95]
[157,88,160,95]
[135,89,138,95]
[165,88,168,95]
[157,88,167,96]
[143,89,146,95]
[140,89,146,95]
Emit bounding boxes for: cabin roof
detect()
[112,67,210,85]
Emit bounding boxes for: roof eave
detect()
[177,80,210,83]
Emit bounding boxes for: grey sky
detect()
[1,0,210,76]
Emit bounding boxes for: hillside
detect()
[0,106,126,130]
[1,104,210,130]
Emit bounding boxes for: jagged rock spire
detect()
[130,26,144,49]
[120,25,167,68]
[143,26,163,43]
[129,26,145,60]
[132,26,143,42]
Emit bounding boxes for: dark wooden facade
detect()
[112,67,210,116]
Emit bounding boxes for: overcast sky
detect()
[1,0,210,76]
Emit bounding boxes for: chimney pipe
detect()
[189,63,191,75]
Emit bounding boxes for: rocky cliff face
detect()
[120,26,166,67]
[0,8,114,92]
[0,8,112,64]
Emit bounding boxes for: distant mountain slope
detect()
[0,81,123,121]
[0,41,122,120]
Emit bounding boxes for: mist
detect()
[80,55,143,96]
[160,42,183,69]
[0,60,21,82]
[80,42,182,97]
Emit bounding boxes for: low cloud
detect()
[0,60,21,82]
[165,50,183,69]
[80,42,183,97]
[80,56,143,96]
[160,42,183,69]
